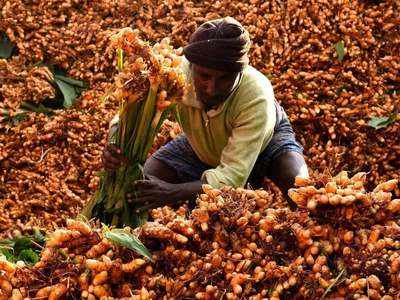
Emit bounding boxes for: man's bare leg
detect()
[267,151,309,208]
[143,155,180,184]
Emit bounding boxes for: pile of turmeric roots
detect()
[0,172,399,299]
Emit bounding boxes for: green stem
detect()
[131,83,159,162]
[126,100,145,158]
[117,49,124,71]
[140,104,176,162]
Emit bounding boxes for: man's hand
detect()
[101,144,128,171]
[128,176,204,212]
[130,175,177,206]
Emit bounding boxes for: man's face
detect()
[192,64,240,110]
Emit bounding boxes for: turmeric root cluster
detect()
[290,171,399,228]
[148,120,181,156]
[0,172,399,299]
[0,58,56,110]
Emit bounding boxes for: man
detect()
[103,17,308,208]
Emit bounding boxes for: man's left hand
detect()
[130,175,176,206]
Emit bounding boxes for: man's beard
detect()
[197,92,228,110]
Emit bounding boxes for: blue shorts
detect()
[151,106,303,187]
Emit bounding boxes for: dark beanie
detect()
[183,17,251,72]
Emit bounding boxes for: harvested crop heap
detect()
[1,0,399,190]
[0,0,398,237]
[0,58,56,110]
[0,172,399,299]
[0,91,116,237]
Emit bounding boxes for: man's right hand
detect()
[101,144,127,171]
